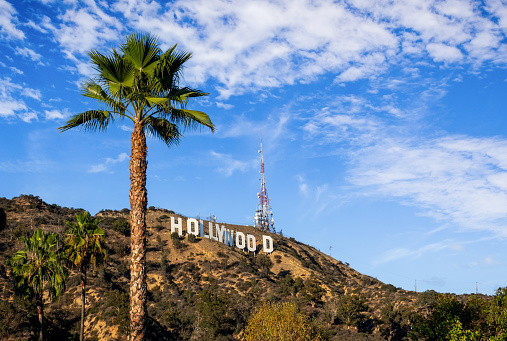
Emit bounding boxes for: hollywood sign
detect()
[169,217,274,253]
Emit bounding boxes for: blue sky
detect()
[1,0,507,295]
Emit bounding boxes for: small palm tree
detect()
[63,211,106,341]
[59,32,214,340]
[9,228,67,341]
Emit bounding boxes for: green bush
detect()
[112,219,130,236]
[171,232,185,249]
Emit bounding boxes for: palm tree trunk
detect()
[129,121,148,341]
[36,294,43,341]
[80,269,87,341]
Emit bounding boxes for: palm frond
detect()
[122,32,161,76]
[89,50,135,94]
[154,46,193,91]
[58,110,114,132]
[145,116,182,146]
[164,108,215,132]
[162,87,209,108]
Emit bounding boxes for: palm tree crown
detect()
[63,211,106,341]
[59,31,214,139]
[64,211,106,271]
[10,228,67,341]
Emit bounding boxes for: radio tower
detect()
[253,138,275,232]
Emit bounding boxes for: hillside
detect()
[0,195,431,340]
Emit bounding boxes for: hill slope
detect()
[0,195,425,340]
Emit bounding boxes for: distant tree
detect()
[9,228,67,341]
[196,289,233,338]
[254,254,273,276]
[63,211,106,341]
[278,274,296,296]
[379,302,413,341]
[336,295,369,329]
[409,294,480,341]
[482,287,507,340]
[301,275,324,307]
[244,301,323,341]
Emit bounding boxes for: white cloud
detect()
[0,77,41,120]
[40,3,122,62]
[15,47,42,61]
[89,152,129,173]
[44,109,65,120]
[0,159,55,172]
[297,175,308,196]
[27,0,507,98]
[216,102,234,110]
[19,111,38,123]
[469,256,501,267]
[350,135,507,236]
[210,150,257,176]
[426,43,463,62]
[0,0,25,40]
[375,240,454,264]
[21,88,42,101]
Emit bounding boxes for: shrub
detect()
[171,232,185,249]
[217,251,228,258]
[112,219,130,236]
[244,301,323,340]
[255,254,273,271]
[187,234,197,243]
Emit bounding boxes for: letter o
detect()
[236,232,246,249]
[187,218,199,236]
[247,234,256,252]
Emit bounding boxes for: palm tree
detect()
[59,32,214,340]
[63,211,106,341]
[9,228,67,341]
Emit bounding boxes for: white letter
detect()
[247,234,256,252]
[225,230,235,247]
[200,220,209,238]
[187,218,199,236]
[170,217,183,236]
[216,225,226,243]
[263,235,274,253]
[236,232,246,249]
[209,222,218,241]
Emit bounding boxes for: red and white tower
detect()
[253,138,275,232]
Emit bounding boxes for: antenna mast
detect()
[253,137,275,233]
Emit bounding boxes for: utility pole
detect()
[329,246,333,257]
[415,279,417,293]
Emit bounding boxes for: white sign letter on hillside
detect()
[263,235,274,253]
[171,217,183,237]
[216,225,226,243]
[209,222,218,241]
[236,232,245,249]
[247,234,256,252]
[187,218,199,236]
[199,220,209,238]
[225,229,235,247]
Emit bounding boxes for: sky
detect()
[1,0,507,295]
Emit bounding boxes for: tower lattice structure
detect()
[253,138,275,233]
